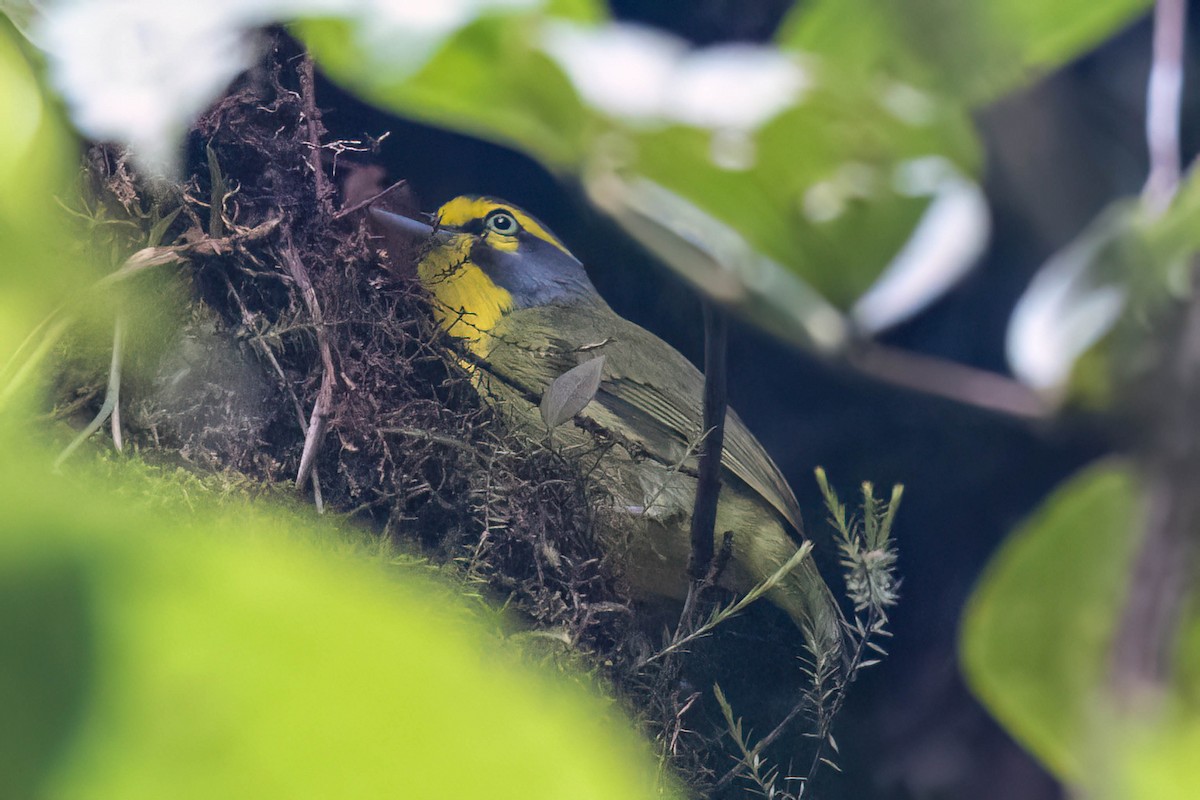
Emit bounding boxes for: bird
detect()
[370,196,843,657]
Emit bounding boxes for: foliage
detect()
[777,0,1151,105]
[0,448,678,800]
[962,457,1200,800]
[6,0,1147,350]
[0,21,678,800]
[9,0,1200,798]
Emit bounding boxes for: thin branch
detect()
[110,351,124,453]
[688,303,728,579]
[1111,258,1200,699]
[297,54,332,216]
[222,271,323,508]
[379,426,483,457]
[1111,0,1193,703]
[283,236,336,507]
[332,179,408,221]
[1143,0,1187,215]
[670,302,730,649]
[848,340,1048,418]
[97,217,281,289]
[637,540,810,670]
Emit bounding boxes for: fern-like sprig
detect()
[715,468,903,798]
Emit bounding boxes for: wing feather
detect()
[482,302,807,537]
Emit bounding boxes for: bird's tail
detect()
[725,514,847,667]
[769,551,847,671]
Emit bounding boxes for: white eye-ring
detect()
[485,211,518,234]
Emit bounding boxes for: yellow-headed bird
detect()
[371,196,843,657]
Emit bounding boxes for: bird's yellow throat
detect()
[417,234,512,354]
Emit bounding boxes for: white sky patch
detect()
[1007,229,1128,393]
[541,22,809,132]
[852,159,990,334]
[31,0,538,177]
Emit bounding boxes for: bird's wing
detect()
[482,302,807,538]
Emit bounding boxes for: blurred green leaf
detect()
[297,7,596,169]
[1005,202,1141,401]
[0,19,78,418]
[614,76,978,311]
[16,0,1150,347]
[1096,507,1200,800]
[0,553,92,800]
[0,1,41,40]
[1108,710,1200,800]
[778,0,1152,105]
[0,19,75,287]
[960,461,1142,781]
[586,172,849,349]
[0,453,678,800]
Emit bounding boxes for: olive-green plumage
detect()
[371,196,843,657]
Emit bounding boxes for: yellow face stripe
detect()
[435,196,572,256]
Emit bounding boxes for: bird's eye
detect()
[485,211,518,234]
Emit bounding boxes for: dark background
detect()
[313,3,1195,797]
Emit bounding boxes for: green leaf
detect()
[1108,711,1200,800]
[586,174,848,350]
[0,452,680,800]
[22,0,1145,348]
[960,461,1143,781]
[778,0,1152,105]
[0,0,40,40]
[0,20,79,418]
[0,553,92,800]
[609,83,980,310]
[0,19,75,278]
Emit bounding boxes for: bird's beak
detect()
[368,207,454,242]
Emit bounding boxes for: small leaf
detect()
[146,206,182,248]
[540,356,605,430]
